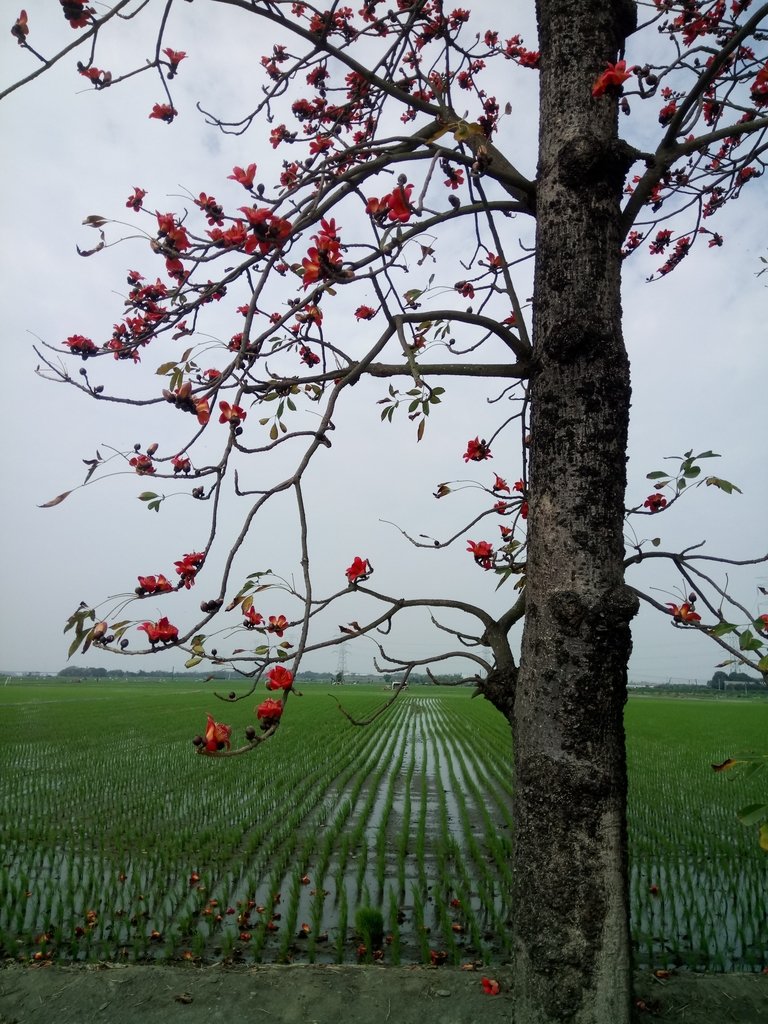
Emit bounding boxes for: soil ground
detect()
[0,963,766,1024]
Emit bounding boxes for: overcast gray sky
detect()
[1,1,766,683]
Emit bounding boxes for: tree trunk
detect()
[512,2,639,1022]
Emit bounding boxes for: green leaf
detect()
[683,465,701,479]
[709,622,738,638]
[677,478,687,490]
[417,418,425,442]
[651,538,661,547]
[738,629,763,652]
[68,629,87,660]
[494,567,515,591]
[138,492,159,501]
[695,450,719,460]
[705,477,742,495]
[155,361,177,376]
[757,655,768,673]
[148,500,161,513]
[646,471,668,480]
[64,607,94,635]
[736,803,768,827]
[269,423,278,441]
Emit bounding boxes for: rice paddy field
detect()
[0,680,765,972]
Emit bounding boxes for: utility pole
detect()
[334,646,347,685]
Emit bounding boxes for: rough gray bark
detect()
[511,1,640,1021]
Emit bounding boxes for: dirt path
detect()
[1,963,766,1024]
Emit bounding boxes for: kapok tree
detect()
[7,1,768,1022]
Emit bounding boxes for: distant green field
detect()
[0,681,765,970]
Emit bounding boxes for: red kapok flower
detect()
[125,187,147,212]
[481,977,500,995]
[137,574,173,595]
[266,665,294,691]
[175,551,204,589]
[355,305,377,320]
[467,540,494,570]
[309,135,333,155]
[365,195,389,220]
[219,401,247,425]
[301,218,343,288]
[666,602,701,624]
[193,397,211,426]
[204,713,232,751]
[149,103,178,123]
[162,48,187,78]
[129,454,155,475]
[299,345,320,366]
[463,437,492,463]
[79,66,111,87]
[243,607,264,629]
[592,60,633,99]
[346,557,372,584]
[256,697,284,724]
[60,0,93,29]
[228,163,257,188]
[267,614,289,637]
[643,493,668,513]
[386,183,414,223]
[64,334,98,358]
[493,475,510,493]
[197,193,224,226]
[11,10,29,44]
[138,616,179,645]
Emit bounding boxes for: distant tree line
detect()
[708,670,766,692]
[56,666,466,684]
